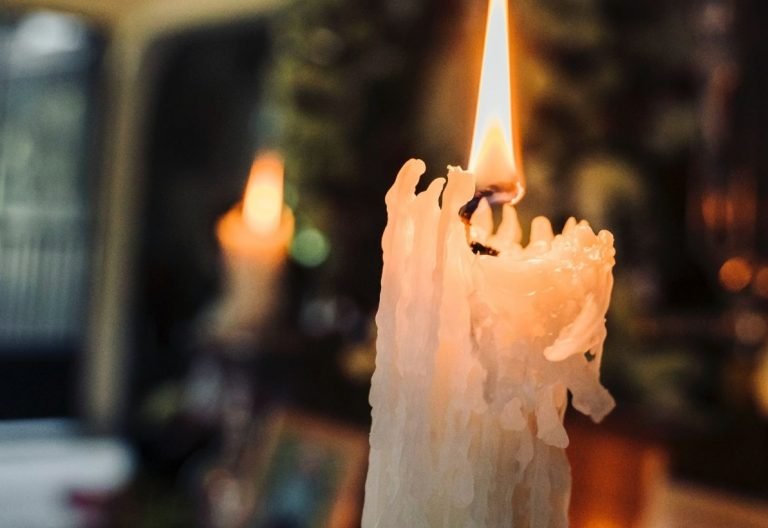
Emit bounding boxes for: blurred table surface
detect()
[646,480,768,528]
[0,419,134,528]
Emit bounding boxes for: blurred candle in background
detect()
[213,152,294,344]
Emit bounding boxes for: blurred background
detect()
[0,0,767,526]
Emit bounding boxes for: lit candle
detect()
[362,1,615,526]
[213,152,294,343]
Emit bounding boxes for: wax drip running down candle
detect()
[362,0,616,526]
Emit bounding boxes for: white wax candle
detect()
[362,159,615,528]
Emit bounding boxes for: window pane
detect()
[0,11,101,353]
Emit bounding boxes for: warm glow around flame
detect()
[468,0,524,202]
[243,152,284,234]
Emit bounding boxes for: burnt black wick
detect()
[470,241,499,256]
[459,187,504,257]
[459,189,496,224]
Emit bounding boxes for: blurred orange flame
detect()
[243,152,284,234]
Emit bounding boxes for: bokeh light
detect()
[718,257,753,293]
[290,227,330,267]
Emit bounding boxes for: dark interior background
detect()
[1,0,767,526]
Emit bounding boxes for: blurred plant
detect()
[260,0,452,308]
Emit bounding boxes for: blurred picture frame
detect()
[247,410,368,528]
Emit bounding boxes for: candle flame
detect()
[468,0,524,203]
[243,152,284,234]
